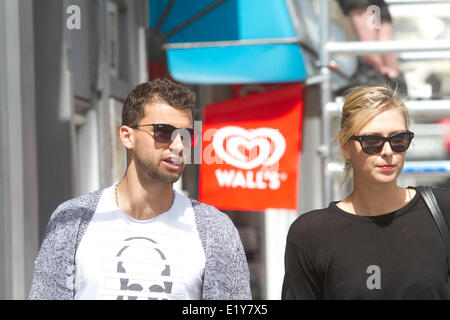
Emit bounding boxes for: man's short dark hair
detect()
[122,78,196,127]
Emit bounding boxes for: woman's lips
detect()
[377,164,396,171]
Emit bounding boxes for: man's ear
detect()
[119,125,134,151]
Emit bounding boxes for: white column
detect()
[264,209,299,299]
[0,0,39,299]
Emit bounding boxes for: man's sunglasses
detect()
[133,123,200,147]
[350,130,414,155]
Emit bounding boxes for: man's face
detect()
[132,101,193,184]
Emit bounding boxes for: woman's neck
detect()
[338,182,413,216]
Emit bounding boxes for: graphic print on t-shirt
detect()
[74,186,206,300]
[98,232,188,300]
[115,236,173,300]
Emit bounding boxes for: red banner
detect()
[199,83,304,211]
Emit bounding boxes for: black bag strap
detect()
[416,186,450,275]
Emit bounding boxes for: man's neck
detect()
[116,172,175,221]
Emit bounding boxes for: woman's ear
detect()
[340,138,351,161]
[119,125,134,151]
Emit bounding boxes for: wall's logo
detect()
[199,83,303,210]
[366,265,381,290]
[210,126,288,191]
[212,126,286,170]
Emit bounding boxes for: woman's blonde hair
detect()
[333,85,410,182]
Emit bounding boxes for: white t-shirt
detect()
[74,184,206,300]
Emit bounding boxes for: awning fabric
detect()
[149,0,309,84]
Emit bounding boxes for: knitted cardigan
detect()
[28,189,251,300]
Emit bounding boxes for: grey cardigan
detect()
[28,189,251,300]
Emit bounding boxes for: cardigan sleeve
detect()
[28,207,75,300]
[28,190,102,300]
[191,200,252,300]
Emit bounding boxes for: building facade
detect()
[0,0,148,299]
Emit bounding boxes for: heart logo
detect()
[212,126,286,170]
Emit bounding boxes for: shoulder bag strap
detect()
[416,185,450,276]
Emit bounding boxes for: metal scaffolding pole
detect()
[328,160,450,177]
[385,0,450,4]
[0,0,38,299]
[319,0,450,206]
[319,0,332,206]
[326,100,450,120]
[327,40,450,55]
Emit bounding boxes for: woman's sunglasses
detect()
[133,123,200,147]
[350,130,414,155]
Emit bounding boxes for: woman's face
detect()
[342,108,408,187]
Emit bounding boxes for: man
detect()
[29,78,251,300]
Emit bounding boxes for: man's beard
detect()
[135,154,184,185]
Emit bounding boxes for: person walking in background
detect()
[29,78,251,300]
[337,1,408,95]
[282,85,450,299]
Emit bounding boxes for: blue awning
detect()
[149,0,308,84]
[148,0,356,86]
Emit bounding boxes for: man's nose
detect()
[169,134,184,155]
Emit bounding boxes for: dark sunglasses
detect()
[350,130,414,155]
[133,123,200,147]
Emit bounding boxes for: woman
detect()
[282,86,450,299]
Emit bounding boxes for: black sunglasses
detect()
[350,130,414,155]
[133,123,199,147]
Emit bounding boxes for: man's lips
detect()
[163,157,184,167]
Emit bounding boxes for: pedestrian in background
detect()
[336,0,408,95]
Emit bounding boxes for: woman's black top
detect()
[282,187,450,299]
